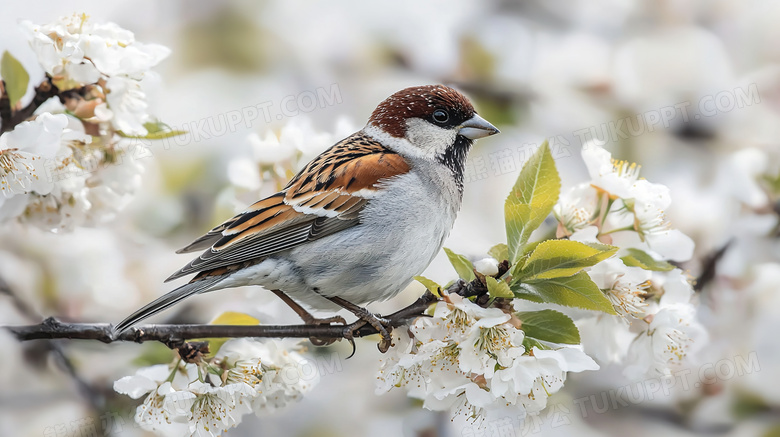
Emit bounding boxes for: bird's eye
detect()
[432,109,450,124]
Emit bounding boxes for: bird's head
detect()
[365,85,499,182]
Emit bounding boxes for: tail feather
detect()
[113,277,224,334]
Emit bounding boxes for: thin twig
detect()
[0,76,60,135]
[0,80,12,125]
[694,240,732,292]
[4,276,490,347]
[0,276,39,319]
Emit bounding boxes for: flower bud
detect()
[473,257,499,276]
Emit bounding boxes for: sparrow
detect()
[115,85,499,351]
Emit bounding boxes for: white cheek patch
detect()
[363,124,426,159]
[363,121,456,160]
[404,118,457,158]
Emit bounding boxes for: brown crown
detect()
[367,85,476,138]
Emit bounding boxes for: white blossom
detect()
[561,143,705,377]
[581,140,641,199]
[115,338,317,436]
[20,142,144,231]
[554,183,600,234]
[491,347,598,414]
[0,14,172,230]
[21,14,169,136]
[575,256,705,377]
[21,13,169,88]
[376,292,598,420]
[187,381,255,437]
[115,364,199,435]
[227,157,262,192]
[656,268,696,307]
[458,313,523,377]
[104,76,153,135]
[0,113,69,198]
[624,304,707,378]
[588,258,651,318]
[248,131,297,165]
[0,114,91,221]
[567,141,695,262]
[217,338,319,412]
[576,314,634,364]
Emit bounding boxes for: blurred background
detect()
[1,0,779,436]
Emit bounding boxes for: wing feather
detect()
[174,218,238,254]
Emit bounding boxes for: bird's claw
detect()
[371,316,394,353]
[341,313,394,354]
[305,315,348,347]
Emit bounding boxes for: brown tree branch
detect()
[0,81,12,125]
[694,240,732,292]
[0,75,61,135]
[4,276,491,348]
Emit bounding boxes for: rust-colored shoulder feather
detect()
[166,132,410,283]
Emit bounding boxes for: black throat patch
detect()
[437,135,473,193]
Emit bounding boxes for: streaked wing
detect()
[166,132,410,282]
[174,218,238,254]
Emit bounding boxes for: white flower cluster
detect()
[114,338,318,437]
[555,140,695,261]
[21,13,170,135]
[555,142,706,379]
[0,14,170,230]
[376,292,598,421]
[0,113,87,221]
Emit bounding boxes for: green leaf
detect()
[1,51,30,107]
[205,365,223,375]
[488,243,509,263]
[516,309,580,345]
[505,141,561,262]
[762,172,780,196]
[194,311,260,356]
[443,247,476,281]
[518,240,617,281]
[486,276,513,299]
[414,275,442,298]
[118,120,187,140]
[512,291,544,303]
[762,424,780,437]
[621,248,675,271]
[521,240,543,257]
[513,271,618,314]
[508,240,543,278]
[522,337,549,351]
[132,342,175,366]
[733,389,771,420]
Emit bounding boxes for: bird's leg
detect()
[270,289,346,346]
[326,296,393,353]
[270,289,347,325]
